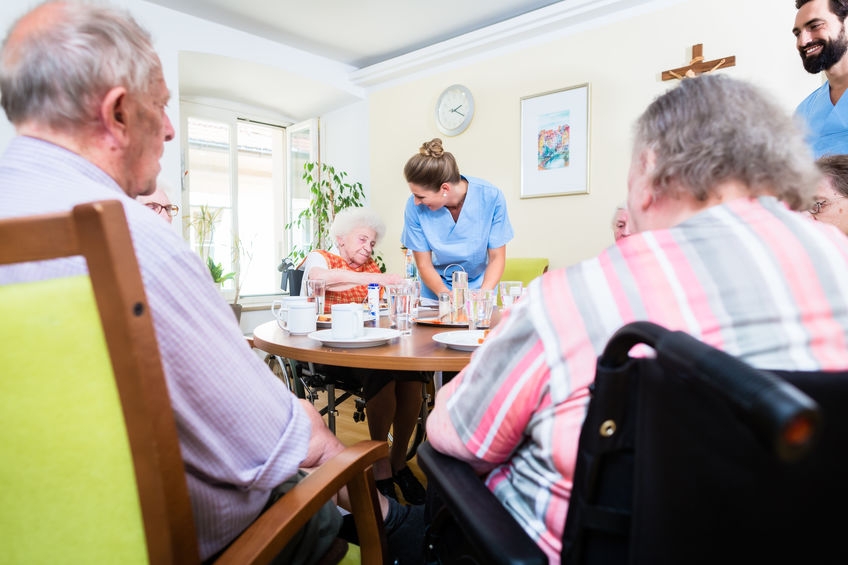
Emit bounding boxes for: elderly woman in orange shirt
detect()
[299,206,428,504]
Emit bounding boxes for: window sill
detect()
[233,293,289,312]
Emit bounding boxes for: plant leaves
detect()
[206,255,235,284]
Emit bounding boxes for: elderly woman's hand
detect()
[380,273,406,286]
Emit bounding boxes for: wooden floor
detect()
[256,351,430,502]
[315,389,428,500]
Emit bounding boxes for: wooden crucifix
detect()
[661,43,736,81]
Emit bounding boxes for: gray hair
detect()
[632,74,820,211]
[817,154,848,197]
[0,0,162,131]
[329,206,386,244]
[611,203,626,227]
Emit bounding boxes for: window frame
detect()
[180,101,307,302]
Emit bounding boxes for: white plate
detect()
[432,330,488,352]
[415,316,488,328]
[308,327,400,348]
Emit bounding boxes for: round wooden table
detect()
[252,312,490,373]
[253,311,496,438]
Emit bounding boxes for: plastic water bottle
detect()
[367,283,380,320]
[404,247,418,280]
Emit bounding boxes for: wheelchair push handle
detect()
[601,321,821,462]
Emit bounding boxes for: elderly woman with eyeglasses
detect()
[138,183,179,224]
[811,155,848,235]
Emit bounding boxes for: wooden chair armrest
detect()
[215,440,389,565]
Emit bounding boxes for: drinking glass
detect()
[499,280,523,310]
[405,278,421,317]
[388,282,414,336]
[466,289,495,331]
[306,278,326,316]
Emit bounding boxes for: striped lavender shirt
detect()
[440,196,848,563]
[0,137,311,559]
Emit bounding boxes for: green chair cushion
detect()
[0,275,148,563]
[501,258,549,286]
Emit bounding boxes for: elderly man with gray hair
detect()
[426,74,848,564]
[0,2,423,563]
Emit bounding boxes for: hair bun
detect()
[420,138,445,158]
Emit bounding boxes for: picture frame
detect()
[520,83,590,198]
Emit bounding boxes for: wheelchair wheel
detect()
[405,379,434,460]
[386,418,425,461]
[406,419,426,460]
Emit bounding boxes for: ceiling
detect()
[149,0,565,68]
[148,0,647,122]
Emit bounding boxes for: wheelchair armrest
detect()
[418,442,547,565]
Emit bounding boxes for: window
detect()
[181,102,316,299]
[287,120,319,256]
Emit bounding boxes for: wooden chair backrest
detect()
[0,200,198,564]
[0,200,390,565]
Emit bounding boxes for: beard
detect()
[800,25,848,73]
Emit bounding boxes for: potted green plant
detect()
[286,161,385,272]
[189,204,244,320]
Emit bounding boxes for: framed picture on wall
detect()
[519,83,590,198]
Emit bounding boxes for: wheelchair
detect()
[419,321,845,565]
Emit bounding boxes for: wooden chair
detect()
[0,200,388,564]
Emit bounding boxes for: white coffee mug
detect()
[331,303,365,339]
[285,301,317,335]
[271,296,308,328]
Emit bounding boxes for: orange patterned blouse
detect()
[315,249,381,313]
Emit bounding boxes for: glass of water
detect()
[405,278,421,318]
[466,289,495,331]
[306,278,326,316]
[388,281,414,336]
[499,280,523,310]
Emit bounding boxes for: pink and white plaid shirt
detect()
[434,196,848,564]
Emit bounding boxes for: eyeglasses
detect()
[810,196,847,215]
[145,202,179,218]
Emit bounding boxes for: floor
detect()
[256,350,430,503]
[314,388,428,503]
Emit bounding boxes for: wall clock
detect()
[435,84,475,136]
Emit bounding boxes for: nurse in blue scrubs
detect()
[401,138,514,301]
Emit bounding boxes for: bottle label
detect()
[367,283,380,318]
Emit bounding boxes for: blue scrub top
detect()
[401,175,514,300]
[796,80,848,158]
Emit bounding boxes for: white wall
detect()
[367,0,822,275]
[320,100,371,196]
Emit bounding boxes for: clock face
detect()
[436,84,474,136]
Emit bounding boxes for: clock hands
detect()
[450,104,465,117]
